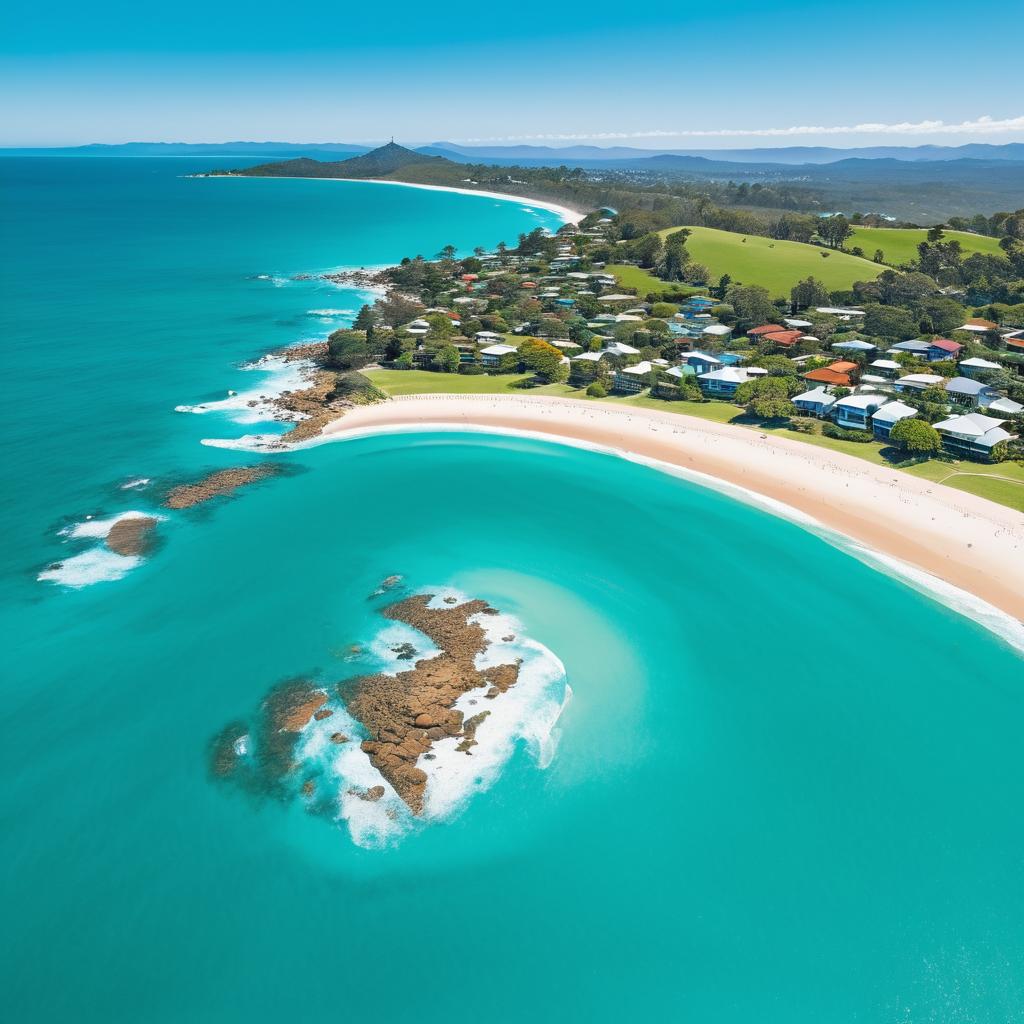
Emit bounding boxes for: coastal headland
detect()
[311,394,1024,630]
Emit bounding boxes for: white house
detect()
[792,387,837,418]
[958,357,1001,379]
[832,393,887,430]
[474,330,504,343]
[614,361,664,393]
[933,412,1014,460]
[602,341,641,358]
[702,324,733,339]
[894,373,945,393]
[871,401,918,441]
[479,343,518,367]
[698,367,752,397]
[944,376,998,408]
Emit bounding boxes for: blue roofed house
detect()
[871,401,918,441]
[944,376,999,408]
[683,351,722,375]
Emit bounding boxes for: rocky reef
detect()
[163,465,282,509]
[340,594,521,814]
[105,515,159,556]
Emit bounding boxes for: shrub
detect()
[458,362,485,375]
[823,423,874,443]
[393,352,413,370]
[586,382,608,398]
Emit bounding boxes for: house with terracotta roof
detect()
[748,324,785,339]
[761,329,804,349]
[956,318,999,334]
[802,360,858,388]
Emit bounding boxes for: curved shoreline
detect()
[209,173,586,224]
[301,393,1024,645]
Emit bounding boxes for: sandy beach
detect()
[214,174,587,225]
[317,393,1024,634]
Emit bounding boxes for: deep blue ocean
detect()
[2,158,1023,1022]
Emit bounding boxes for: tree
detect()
[650,302,679,319]
[873,249,885,263]
[819,215,854,250]
[862,303,919,340]
[326,329,370,370]
[586,381,607,398]
[632,233,663,269]
[434,344,461,373]
[726,284,779,327]
[436,244,458,262]
[661,230,690,282]
[684,262,710,285]
[889,418,942,454]
[926,226,946,242]
[791,276,829,311]
[519,338,567,382]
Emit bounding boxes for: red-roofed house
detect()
[748,324,786,338]
[802,360,858,388]
[762,330,804,348]
[927,338,963,361]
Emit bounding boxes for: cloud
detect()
[457,115,1024,144]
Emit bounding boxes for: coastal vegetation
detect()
[846,226,1005,267]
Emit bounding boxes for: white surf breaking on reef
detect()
[175,353,312,425]
[41,511,165,589]
[291,586,571,848]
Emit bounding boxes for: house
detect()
[927,338,963,361]
[474,330,504,343]
[894,373,945,394]
[702,324,733,340]
[598,293,635,304]
[717,352,745,366]
[868,359,902,378]
[815,306,865,320]
[602,341,641,358]
[944,376,998,408]
[871,401,918,440]
[684,296,715,311]
[614,361,666,393]
[792,387,837,418]
[784,318,813,329]
[832,339,877,356]
[802,360,859,388]
[958,357,1001,378]
[761,329,804,348]
[989,396,1024,416]
[698,367,752,397]
[832,393,887,430]
[956,318,1000,334]
[479,343,518,367]
[933,412,1014,460]
[681,351,722,375]
[748,323,786,339]
[889,339,933,359]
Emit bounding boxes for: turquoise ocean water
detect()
[2,158,1023,1022]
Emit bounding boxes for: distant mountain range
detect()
[5,140,1024,166]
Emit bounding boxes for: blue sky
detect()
[3,0,1023,148]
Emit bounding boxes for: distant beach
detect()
[210,173,588,225]
[310,393,1024,640]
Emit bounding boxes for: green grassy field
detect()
[656,226,883,297]
[365,369,1024,511]
[846,226,1003,267]
[604,264,704,299]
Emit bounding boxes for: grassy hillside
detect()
[846,226,1004,266]
[657,226,883,296]
[604,264,704,299]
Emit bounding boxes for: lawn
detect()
[655,226,883,297]
[846,226,1003,267]
[604,264,704,300]
[363,370,1024,512]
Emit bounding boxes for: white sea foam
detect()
[287,591,570,848]
[201,433,289,452]
[119,477,151,490]
[38,548,142,588]
[176,354,311,425]
[61,510,158,540]
[418,607,570,821]
[306,308,354,317]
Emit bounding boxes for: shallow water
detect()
[2,159,1023,1023]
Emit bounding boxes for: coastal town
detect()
[293,207,1024,496]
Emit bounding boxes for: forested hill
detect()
[222,142,455,180]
